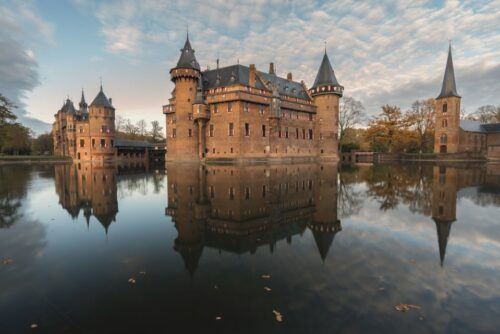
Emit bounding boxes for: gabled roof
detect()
[312,51,340,88]
[90,86,114,109]
[201,64,310,100]
[437,44,460,99]
[175,34,200,71]
[460,120,500,133]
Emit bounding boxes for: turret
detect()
[309,50,343,161]
[79,89,88,113]
[434,43,461,154]
[167,32,201,161]
[88,85,116,161]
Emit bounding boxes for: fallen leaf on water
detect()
[394,304,421,312]
[261,274,271,279]
[273,310,283,322]
[139,271,146,275]
[2,258,13,265]
[214,285,218,289]
[378,287,385,291]
[409,259,416,264]
[264,287,272,292]
[30,324,38,329]
[128,278,136,284]
[215,316,222,320]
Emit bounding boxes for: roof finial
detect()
[100,77,103,92]
[324,40,327,54]
[186,24,189,41]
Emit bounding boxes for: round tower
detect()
[168,33,201,161]
[88,85,116,162]
[309,50,343,161]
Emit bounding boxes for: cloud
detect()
[0,1,53,133]
[72,0,500,120]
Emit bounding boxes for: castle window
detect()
[229,187,235,200]
[172,128,176,138]
[188,113,193,120]
[213,148,215,153]
[210,186,215,198]
[243,102,249,112]
[262,185,267,197]
[101,125,108,133]
[442,119,448,127]
[245,123,250,136]
[245,187,250,200]
[259,105,264,114]
[92,138,95,148]
[188,129,192,137]
[230,147,233,153]
[228,123,234,136]
[309,129,313,140]
[442,103,447,113]
[285,127,289,138]
[100,139,106,147]
[79,127,83,133]
[111,140,114,147]
[209,124,214,137]
[172,115,176,124]
[440,134,447,144]
[213,104,218,114]
[309,114,313,121]
[228,102,232,113]
[262,125,266,137]
[302,128,306,139]
[279,127,282,138]
[296,128,299,139]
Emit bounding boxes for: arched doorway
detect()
[440,134,447,153]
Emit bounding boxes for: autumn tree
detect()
[150,120,164,142]
[338,96,365,151]
[405,99,435,153]
[469,105,500,123]
[124,119,139,137]
[365,105,406,152]
[136,120,147,137]
[32,133,53,155]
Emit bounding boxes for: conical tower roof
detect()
[437,44,460,99]
[175,33,200,71]
[90,85,114,109]
[312,51,340,88]
[433,218,455,267]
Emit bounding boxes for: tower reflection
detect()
[166,163,341,275]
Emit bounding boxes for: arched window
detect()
[440,134,447,144]
[442,103,447,113]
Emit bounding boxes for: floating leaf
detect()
[128,278,136,284]
[215,316,222,320]
[394,303,420,312]
[261,274,271,279]
[139,271,146,275]
[273,310,283,322]
[264,287,272,292]
[30,324,38,329]
[2,258,13,265]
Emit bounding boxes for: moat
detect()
[1,162,500,333]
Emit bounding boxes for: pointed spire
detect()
[312,50,340,88]
[434,219,454,267]
[79,89,88,111]
[90,83,114,109]
[175,31,200,70]
[437,43,460,99]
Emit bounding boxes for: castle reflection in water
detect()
[53,161,500,274]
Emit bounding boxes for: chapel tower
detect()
[88,85,116,162]
[434,43,461,154]
[309,50,343,160]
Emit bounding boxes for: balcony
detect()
[193,105,210,121]
[163,104,175,114]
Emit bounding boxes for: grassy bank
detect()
[0,155,72,164]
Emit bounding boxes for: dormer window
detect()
[442,103,447,113]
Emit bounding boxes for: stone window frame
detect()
[228,123,234,136]
[209,124,215,137]
[245,123,250,136]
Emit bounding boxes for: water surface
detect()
[1,162,499,333]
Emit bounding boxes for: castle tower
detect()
[434,44,461,154]
[309,50,343,161]
[88,85,116,162]
[192,74,210,160]
[168,33,201,161]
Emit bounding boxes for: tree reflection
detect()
[0,166,31,228]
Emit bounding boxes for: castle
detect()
[52,86,161,162]
[163,33,343,162]
[434,44,500,159]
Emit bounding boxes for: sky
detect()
[0,0,499,134]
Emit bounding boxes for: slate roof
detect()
[61,99,76,113]
[114,139,152,148]
[201,64,310,99]
[90,86,114,109]
[175,34,200,71]
[437,44,460,99]
[312,51,340,88]
[460,120,500,133]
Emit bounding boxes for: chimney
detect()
[287,72,292,80]
[249,64,256,87]
[269,62,275,75]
